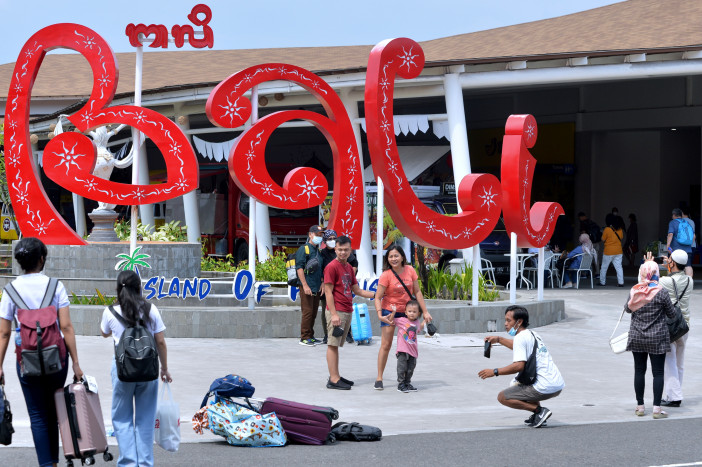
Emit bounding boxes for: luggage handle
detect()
[63,386,82,457]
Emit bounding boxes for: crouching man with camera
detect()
[478,306,565,428]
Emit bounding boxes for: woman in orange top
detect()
[373,245,432,390]
[600,217,625,286]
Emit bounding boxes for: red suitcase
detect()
[259,397,339,445]
[54,382,113,466]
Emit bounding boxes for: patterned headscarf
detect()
[578,233,598,268]
[323,229,337,241]
[627,260,662,311]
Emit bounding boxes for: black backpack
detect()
[109,305,159,382]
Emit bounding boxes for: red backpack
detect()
[4,278,66,377]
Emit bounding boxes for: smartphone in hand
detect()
[484,340,491,358]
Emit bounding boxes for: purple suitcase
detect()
[54,382,113,466]
[259,397,339,445]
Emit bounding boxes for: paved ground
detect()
[2,280,702,463]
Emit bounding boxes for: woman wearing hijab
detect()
[625,260,676,419]
[561,234,597,288]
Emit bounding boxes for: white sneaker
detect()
[562,282,573,289]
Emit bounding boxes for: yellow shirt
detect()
[602,227,624,255]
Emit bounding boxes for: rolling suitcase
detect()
[351,303,373,344]
[258,397,338,445]
[55,382,113,466]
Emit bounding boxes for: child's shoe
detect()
[397,383,409,393]
[405,383,418,392]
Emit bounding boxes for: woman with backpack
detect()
[100,270,171,467]
[0,237,83,467]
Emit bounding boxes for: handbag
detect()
[0,384,14,446]
[667,278,690,342]
[609,309,629,354]
[515,331,538,386]
[155,382,181,452]
[206,397,286,447]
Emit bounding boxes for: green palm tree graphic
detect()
[115,246,152,276]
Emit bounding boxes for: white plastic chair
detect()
[560,253,594,289]
[524,251,557,288]
[480,258,497,284]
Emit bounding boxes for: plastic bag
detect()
[155,382,180,452]
[207,397,286,447]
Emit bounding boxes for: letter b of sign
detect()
[5,24,198,244]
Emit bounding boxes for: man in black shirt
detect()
[320,229,358,344]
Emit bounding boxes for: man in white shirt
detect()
[478,305,565,428]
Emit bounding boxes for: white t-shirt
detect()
[512,329,565,395]
[0,273,70,322]
[100,303,166,345]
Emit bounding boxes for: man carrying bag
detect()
[478,306,564,428]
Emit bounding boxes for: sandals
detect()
[652,406,668,419]
[635,405,645,416]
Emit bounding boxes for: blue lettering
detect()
[144,276,158,300]
[157,277,168,299]
[368,279,378,294]
[182,278,198,298]
[232,270,253,301]
[198,279,211,300]
[255,283,270,304]
[288,285,299,302]
[168,277,180,297]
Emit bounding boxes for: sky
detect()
[0,0,623,65]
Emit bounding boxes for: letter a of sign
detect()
[5,24,198,244]
[365,38,502,249]
[206,64,364,247]
[500,115,564,247]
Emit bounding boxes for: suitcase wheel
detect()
[85,456,96,466]
[103,451,114,462]
[66,461,74,467]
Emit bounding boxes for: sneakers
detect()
[326,378,351,390]
[597,282,606,287]
[531,406,552,428]
[373,380,383,391]
[524,413,548,427]
[397,383,409,393]
[322,335,328,345]
[345,334,354,344]
[299,339,316,347]
[310,337,323,345]
[339,376,355,386]
[405,383,418,392]
[635,405,645,416]
[661,399,681,407]
[562,282,573,289]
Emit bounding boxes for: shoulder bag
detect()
[609,309,629,354]
[611,228,625,249]
[515,331,538,386]
[667,278,690,342]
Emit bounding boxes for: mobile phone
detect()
[484,340,491,358]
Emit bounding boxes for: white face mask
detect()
[312,236,323,245]
[326,240,336,248]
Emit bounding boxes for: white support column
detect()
[130,45,143,254]
[444,68,480,299]
[72,194,86,238]
[341,90,374,279]
[376,178,384,276]
[472,246,480,306]
[137,143,154,228]
[174,109,201,244]
[510,233,517,304]
[255,203,271,261]
[537,247,544,301]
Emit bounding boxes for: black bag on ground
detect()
[0,384,14,446]
[109,305,159,382]
[515,331,538,386]
[330,422,382,441]
[667,279,690,342]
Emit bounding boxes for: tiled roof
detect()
[1,0,700,99]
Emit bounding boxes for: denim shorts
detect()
[380,308,406,328]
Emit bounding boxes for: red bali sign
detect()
[5,10,562,250]
[5,24,199,244]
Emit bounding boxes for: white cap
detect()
[671,249,688,265]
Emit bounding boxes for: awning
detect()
[362,146,450,183]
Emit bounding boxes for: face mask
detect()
[312,236,323,245]
[508,321,520,336]
[326,240,336,248]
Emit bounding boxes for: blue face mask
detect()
[508,321,521,336]
[312,236,323,245]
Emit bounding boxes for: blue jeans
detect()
[111,360,159,467]
[17,354,69,467]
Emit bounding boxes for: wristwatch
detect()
[493,368,499,377]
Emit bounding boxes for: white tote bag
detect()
[155,382,181,452]
[609,309,629,354]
